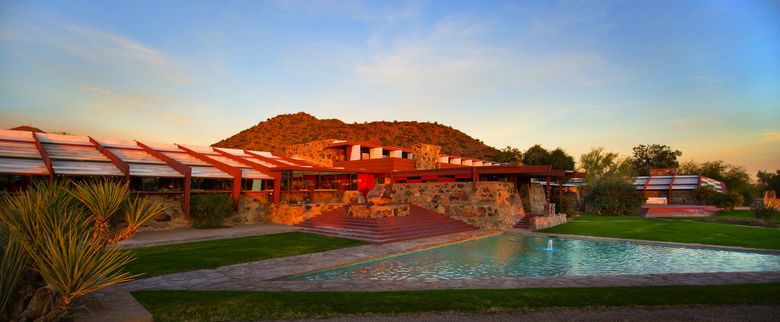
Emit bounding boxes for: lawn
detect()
[132,283,780,321]
[124,232,364,277]
[538,215,780,250]
[670,210,779,227]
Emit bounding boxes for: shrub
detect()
[190,193,234,228]
[692,186,717,205]
[709,191,744,212]
[584,177,644,216]
[752,201,778,221]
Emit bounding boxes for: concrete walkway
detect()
[114,223,300,249]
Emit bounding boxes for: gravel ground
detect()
[291,305,780,322]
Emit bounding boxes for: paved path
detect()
[114,223,299,249]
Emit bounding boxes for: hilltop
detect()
[213,112,499,159]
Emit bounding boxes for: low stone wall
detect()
[529,214,567,230]
[348,204,410,218]
[367,182,524,230]
[267,203,345,225]
[136,193,188,231]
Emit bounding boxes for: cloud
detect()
[0,17,187,83]
[763,132,780,141]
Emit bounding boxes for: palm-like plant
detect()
[70,179,130,245]
[110,196,165,244]
[1,179,165,321]
[31,214,137,322]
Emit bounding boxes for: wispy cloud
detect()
[763,132,780,141]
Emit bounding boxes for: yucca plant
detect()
[70,179,130,245]
[109,196,165,244]
[1,179,163,321]
[0,223,28,320]
[31,215,137,322]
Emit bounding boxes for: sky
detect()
[0,0,778,175]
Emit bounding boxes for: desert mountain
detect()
[213,112,499,160]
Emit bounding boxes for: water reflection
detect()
[288,235,780,281]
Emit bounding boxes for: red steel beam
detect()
[136,141,192,216]
[213,148,278,203]
[177,145,242,210]
[89,137,130,182]
[668,174,676,202]
[32,132,54,181]
[242,150,289,167]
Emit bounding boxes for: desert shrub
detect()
[692,186,717,205]
[190,193,234,228]
[752,201,778,221]
[709,191,744,212]
[584,177,644,216]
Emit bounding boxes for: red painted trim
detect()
[177,145,242,210]
[136,141,192,216]
[668,174,676,201]
[90,136,130,181]
[31,132,54,180]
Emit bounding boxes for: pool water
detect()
[286,234,780,281]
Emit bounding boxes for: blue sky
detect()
[0,0,778,174]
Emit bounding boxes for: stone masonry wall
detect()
[283,139,344,167]
[529,214,567,230]
[367,182,524,230]
[518,181,547,214]
[267,203,345,225]
[135,193,188,231]
[411,143,440,170]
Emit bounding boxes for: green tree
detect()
[522,144,550,166]
[757,170,780,193]
[492,146,523,163]
[631,144,682,175]
[680,160,755,205]
[548,148,575,170]
[579,147,637,183]
[584,177,644,216]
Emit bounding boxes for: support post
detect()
[32,132,54,181]
[136,141,192,216]
[546,175,551,203]
[177,145,243,210]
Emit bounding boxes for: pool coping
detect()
[514,230,780,254]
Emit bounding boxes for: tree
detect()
[631,144,682,175]
[757,170,780,193]
[579,147,637,184]
[492,146,523,163]
[548,148,575,170]
[522,144,550,166]
[680,160,755,205]
[584,177,644,216]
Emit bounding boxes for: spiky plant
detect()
[0,223,28,320]
[109,196,165,244]
[70,179,130,245]
[30,212,137,322]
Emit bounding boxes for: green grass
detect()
[670,210,780,226]
[538,215,780,249]
[132,284,780,321]
[125,232,364,277]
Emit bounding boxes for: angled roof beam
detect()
[90,136,129,181]
[32,132,54,181]
[137,141,192,216]
[243,150,289,167]
[177,144,242,210]
[213,148,280,203]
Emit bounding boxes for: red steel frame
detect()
[177,144,243,210]
[31,132,55,181]
[213,148,279,203]
[89,137,130,182]
[137,141,193,216]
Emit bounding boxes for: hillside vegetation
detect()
[213,112,499,159]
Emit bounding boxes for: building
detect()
[0,130,582,231]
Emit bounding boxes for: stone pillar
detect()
[411,143,441,170]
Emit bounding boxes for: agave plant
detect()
[70,179,130,245]
[110,196,165,244]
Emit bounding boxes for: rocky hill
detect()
[213,112,499,159]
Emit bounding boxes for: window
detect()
[130,177,183,192]
[191,178,232,191]
[241,179,272,191]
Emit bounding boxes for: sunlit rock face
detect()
[411,143,441,170]
[367,182,525,230]
[267,203,345,225]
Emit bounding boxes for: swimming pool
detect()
[285,234,780,281]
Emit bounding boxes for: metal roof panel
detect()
[0,157,49,175]
[0,141,42,159]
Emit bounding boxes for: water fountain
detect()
[546,239,554,251]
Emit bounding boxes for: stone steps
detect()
[300,204,478,243]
